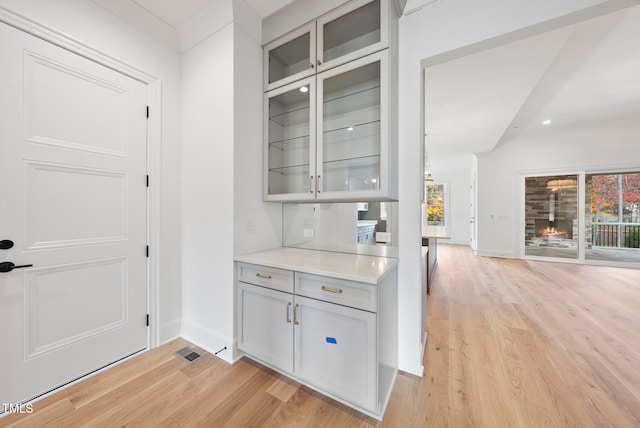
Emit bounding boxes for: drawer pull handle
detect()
[286,302,292,323]
[256,273,272,280]
[321,286,343,294]
[294,304,300,325]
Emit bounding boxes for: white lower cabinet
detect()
[237,283,293,372]
[294,294,377,411]
[236,259,397,420]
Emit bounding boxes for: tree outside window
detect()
[590,172,640,249]
[425,183,446,226]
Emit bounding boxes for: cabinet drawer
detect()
[295,273,376,312]
[237,263,294,293]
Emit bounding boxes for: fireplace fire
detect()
[541,226,567,239]
[534,219,573,240]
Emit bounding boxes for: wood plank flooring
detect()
[2,244,639,427]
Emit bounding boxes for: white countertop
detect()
[235,247,398,284]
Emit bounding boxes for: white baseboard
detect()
[159,319,181,345]
[476,249,517,258]
[180,318,235,364]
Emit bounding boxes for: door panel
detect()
[26,162,127,248]
[24,51,129,156]
[25,258,128,358]
[0,23,148,406]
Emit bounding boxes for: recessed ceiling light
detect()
[347,126,354,131]
[299,86,308,93]
[543,119,551,125]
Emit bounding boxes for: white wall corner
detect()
[232,0,262,44]
[181,318,236,364]
[177,0,234,52]
[159,319,182,344]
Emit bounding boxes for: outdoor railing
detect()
[592,223,640,248]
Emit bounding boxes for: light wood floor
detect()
[3,244,640,427]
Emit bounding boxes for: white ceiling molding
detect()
[92,0,298,53]
[91,0,180,51]
[132,0,213,28]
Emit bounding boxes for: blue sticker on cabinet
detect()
[326,337,337,344]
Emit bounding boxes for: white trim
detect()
[586,259,640,270]
[147,80,162,348]
[476,250,517,258]
[181,319,235,364]
[0,6,162,350]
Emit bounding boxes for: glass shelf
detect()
[269,104,310,127]
[323,154,380,171]
[324,119,380,138]
[269,162,311,175]
[269,134,310,151]
[324,84,380,107]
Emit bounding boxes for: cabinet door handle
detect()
[309,62,314,69]
[317,175,321,193]
[294,303,300,325]
[309,176,314,193]
[316,59,322,66]
[286,302,292,323]
[255,273,272,279]
[321,285,343,294]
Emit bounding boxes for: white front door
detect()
[0,23,148,406]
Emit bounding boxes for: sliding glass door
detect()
[585,172,640,263]
[523,171,640,265]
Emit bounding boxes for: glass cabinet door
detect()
[264,23,316,91]
[317,0,387,72]
[317,51,387,198]
[264,77,316,201]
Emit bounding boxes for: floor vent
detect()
[174,346,202,364]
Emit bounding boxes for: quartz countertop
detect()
[235,247,398,284]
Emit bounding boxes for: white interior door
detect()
[0,23,148,406]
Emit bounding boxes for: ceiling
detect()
[128,0,297,28]
[424,4,640,171]
[91,0,298,51]
[91,0,639,173]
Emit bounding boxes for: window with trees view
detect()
[424,183,446,227]
[587,172,640,251]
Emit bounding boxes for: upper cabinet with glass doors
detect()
[263,0,398,202]
[264,0,389,92]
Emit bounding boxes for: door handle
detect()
[294,303,300,325]
[286,302,292,323]
[0,240,14,250]
[0,262,33,273]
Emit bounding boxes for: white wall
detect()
[233,0,283,260]
[476,121,640,257]
[181,0,282,362]
[0,0,183,344]
[181,20,236,360]
[397,0,624,375]
[430,167,472,245]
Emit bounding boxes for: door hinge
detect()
[146,314,150,327]
[146,245,149,258]
[146,106,149,118]
[146,175,149,187]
